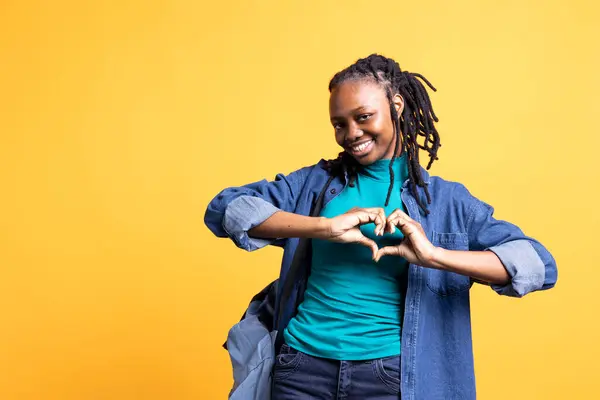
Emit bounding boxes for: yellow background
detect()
[1,0,598,399]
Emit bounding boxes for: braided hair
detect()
[326,54,441,215]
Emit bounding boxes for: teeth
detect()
[352,140,372,152]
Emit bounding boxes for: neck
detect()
[359,153,409,182]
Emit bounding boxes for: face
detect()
[329,79,404,165]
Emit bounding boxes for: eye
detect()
[332,122,344,131]
[357,114,372,122]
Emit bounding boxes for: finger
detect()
[354,210,381,226]
[390,208,413,222]
[385,209,408,234]
[376,208,387,236]
[356,236,379,260]
[374,245,402,263]
[371,211,385,236]
[357,207,386,235]
[370,208,386,236]
[354,210,386,230]
[386,208,411,223]
[349,207,381,215]
[385,213,399,234]
[388,216,418,237]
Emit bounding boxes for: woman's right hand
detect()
[324,207,387,260]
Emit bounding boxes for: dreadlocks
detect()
[327,54,441,215]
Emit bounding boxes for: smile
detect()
[349,139,374,156]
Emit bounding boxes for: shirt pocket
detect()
[425,232,471,296]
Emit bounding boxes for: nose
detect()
[345,121,363,143]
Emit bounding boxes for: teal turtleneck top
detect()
[284,155,410,360]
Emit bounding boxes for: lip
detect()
[347,139,374,157]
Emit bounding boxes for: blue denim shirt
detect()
[205,159,557,400]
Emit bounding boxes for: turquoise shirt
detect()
[284,156,410,360]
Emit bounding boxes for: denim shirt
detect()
[205,159,558,400]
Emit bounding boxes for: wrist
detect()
[429,246,447,270]
[314,217,332,240]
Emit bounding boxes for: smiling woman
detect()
[330,83,401,160]
[204,54,557,399]
[328,59,440,212]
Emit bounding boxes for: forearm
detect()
[430,248,510,285]
[248,211,331,240]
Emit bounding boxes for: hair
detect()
[326,53,441,215]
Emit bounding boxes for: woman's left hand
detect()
[374,209,437,267]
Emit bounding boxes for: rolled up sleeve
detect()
[466,193,558,298]
[223,196,281,251]
[487,240,546,297]
[204,165,313,251]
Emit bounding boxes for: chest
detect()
[320,175,407,245]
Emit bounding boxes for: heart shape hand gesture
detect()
[326,207,436,267]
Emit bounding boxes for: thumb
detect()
[375,245,402,263]
[356,236,379,260]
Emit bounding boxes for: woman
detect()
[205,54,557,400]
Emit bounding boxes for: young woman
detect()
[205,54,557,400]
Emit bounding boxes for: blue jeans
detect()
[272,344,401,400]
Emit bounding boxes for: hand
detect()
[326,207,387,260]
[375,208,437,266]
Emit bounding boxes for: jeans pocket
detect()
[273,344,305,381]
[372,355,401,394]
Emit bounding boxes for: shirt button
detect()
[330,188,337,194]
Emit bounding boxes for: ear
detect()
[392,94,404,115]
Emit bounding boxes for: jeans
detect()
[272,344,401,400]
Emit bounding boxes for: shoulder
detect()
[284,159,331,180]
[272,159,327,180]
[289,157,344,179]
[428,174,477,202]
[426,173,488,226]
[268,159,335,194]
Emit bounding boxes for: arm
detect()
[249,207,388,259]
[430,248,509,285]
[375,186,558,297]
[248,211,331,240]
[204,166,313,251]
[465,194,558,297]
[374,210,510,285]
[204,164,387,256]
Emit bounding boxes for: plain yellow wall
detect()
[1,1,598,399]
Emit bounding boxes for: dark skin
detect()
[329,79,404,165]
